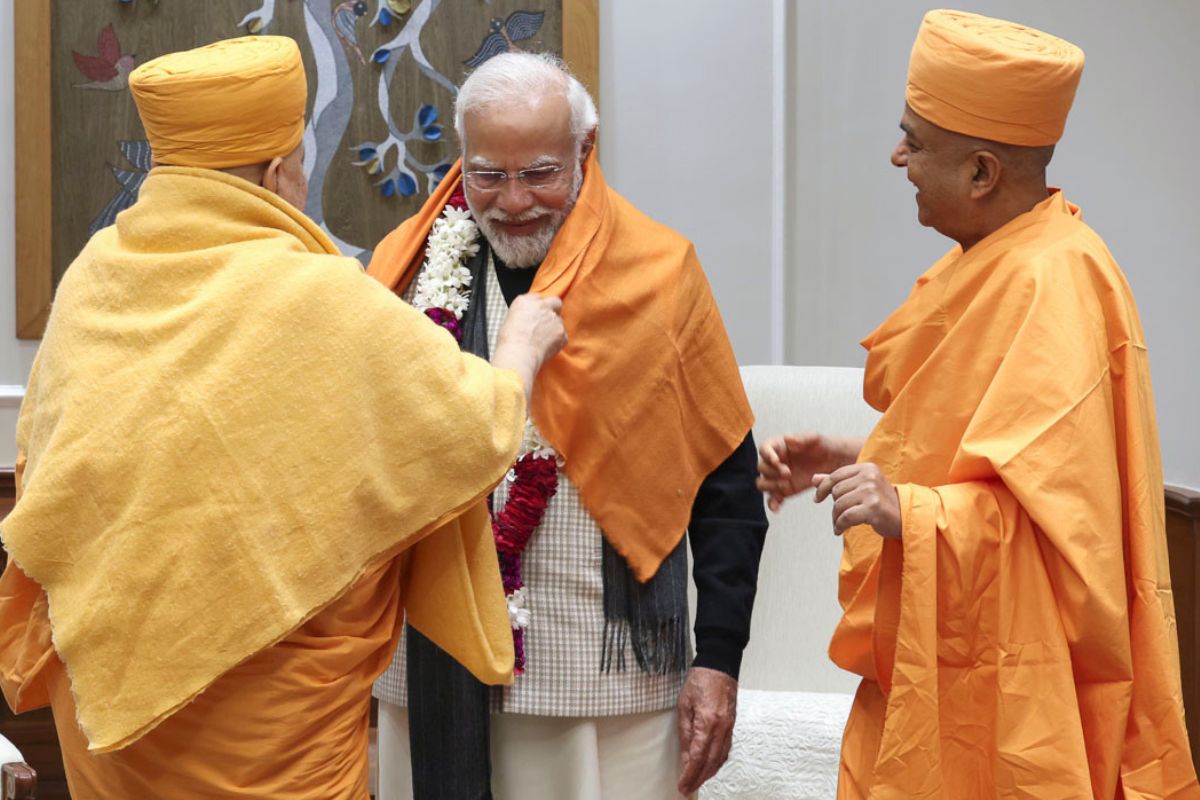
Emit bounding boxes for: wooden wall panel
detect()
[16,1,599,341]
[563,0,599,108]
[14,0,53,338]
[1167,485,1200,772]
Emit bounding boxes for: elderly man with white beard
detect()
[368,53,768,800]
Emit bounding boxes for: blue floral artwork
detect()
[90,140,152,237]
[465,11,544,67]
[84,1,557,264]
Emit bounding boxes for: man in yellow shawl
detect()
[758,10,1200,798]
[0,36,566,799]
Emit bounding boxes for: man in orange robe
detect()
[0,36,566,798]
[758,10,1200,798]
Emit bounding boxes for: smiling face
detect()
[891,105,979,241]
[461,91,583,268]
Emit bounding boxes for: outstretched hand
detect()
[756,433,860,511]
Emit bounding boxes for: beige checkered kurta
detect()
[374,251,687,716]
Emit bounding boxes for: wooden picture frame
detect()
[1166,484,1200,771]
[14,0,599,339]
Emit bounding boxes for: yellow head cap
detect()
[907,10,1084,146]
[130,36,307,169]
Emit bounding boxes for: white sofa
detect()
[697,366,880,800]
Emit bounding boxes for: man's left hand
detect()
[677,666,737,795]
[812,462,902,538]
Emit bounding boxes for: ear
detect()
[579,127,597,164]
[969,149,1002,200]
[261,155,286,195]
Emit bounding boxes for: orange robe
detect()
[833,191,1200,798]
[2,557,400,799]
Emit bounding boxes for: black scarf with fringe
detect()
[405,241,689,799]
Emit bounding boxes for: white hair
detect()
[454,52,598,152]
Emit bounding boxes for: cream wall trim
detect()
[769,0,789,365]
[0,392,20,466]
[0,385,24,407]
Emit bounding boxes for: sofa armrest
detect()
[2,763,36,800]
[0,733,35,800]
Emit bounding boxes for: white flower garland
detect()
[411,205,479,318]
[412,202,560,654]
[507,587,532,631]
[508,418,559,477]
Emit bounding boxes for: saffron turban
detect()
[906,10,1085,146]
[129,36,307,168]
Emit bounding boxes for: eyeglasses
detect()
[463,164,568,193]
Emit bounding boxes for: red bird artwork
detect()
[72,24,138,91]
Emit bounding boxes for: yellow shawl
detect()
[832,192,1198,797]
[0,167,523,752]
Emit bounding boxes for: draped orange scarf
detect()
[369,153,752,580]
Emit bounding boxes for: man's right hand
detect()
[756,433,862,512]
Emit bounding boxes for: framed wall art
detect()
[14,0,598,337]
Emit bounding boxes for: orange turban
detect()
[906,10,1084,146]
[130,36,307,169]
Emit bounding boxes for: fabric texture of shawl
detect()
[0,167,523,752]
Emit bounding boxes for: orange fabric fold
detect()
[1,556,402,799]
[831,192,1199,797]
[369,153,753,580]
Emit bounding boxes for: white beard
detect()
[469,166,583,268]
[478,214,560,268]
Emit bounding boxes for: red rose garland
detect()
[494,453,558,673]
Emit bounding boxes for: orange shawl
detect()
[832,191,1199,798]
[369,154,752,580]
